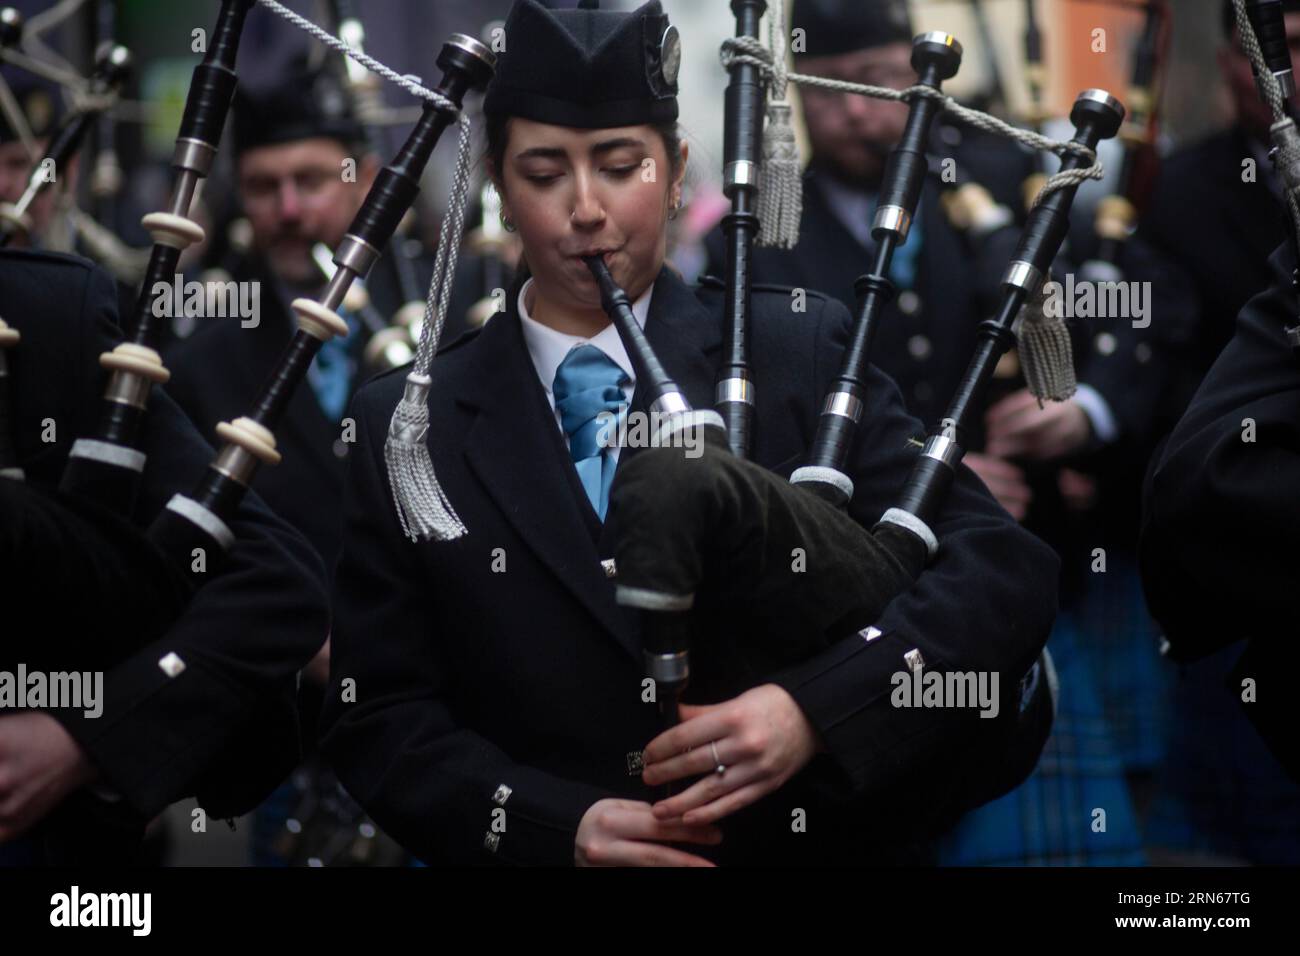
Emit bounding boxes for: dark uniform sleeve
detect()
[768,294,1060,803]
[1140,244,1300,778]
[1072,236,1205,457]
[53,265,330,819]
[319,386,616,866]
[1141,244,1300,648]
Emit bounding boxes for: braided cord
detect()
[1231,0,1300,257]
[720,33,1103,205]
[257,0,454,111]
[1233,0,1286,121]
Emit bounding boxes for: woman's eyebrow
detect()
[590,137,645,155]
[514,146,568,161]
[514,138,646,162]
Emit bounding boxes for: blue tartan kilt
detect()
[1066,552,1170,773]
[935,609,1146,866]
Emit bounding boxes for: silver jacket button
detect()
[492,784,512,806]
[601,558,617,579]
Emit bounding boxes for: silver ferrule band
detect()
[821,391,864,422]
[873,204,911,240]
[922,433,962,467]
[644,650,690,684]
[105,369,153,409]
[68,438,146,472]
[1276,69,1296,100]
[715,377,755,405]
[648,391,690,418]
[165,493,236,550]
[617,585,694,612]
[334,234,382,279]
[877,507,940,559]
[1002,260,1042,293]
[172,138,216,177]
[212,444,258,486]
[725,160,758,189]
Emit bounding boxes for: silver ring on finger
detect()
[710,739,725,776]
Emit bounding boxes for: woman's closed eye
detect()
[524,164,639,186]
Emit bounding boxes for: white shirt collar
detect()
[517,276,652,404]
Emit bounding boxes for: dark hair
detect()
[483,112,686,190]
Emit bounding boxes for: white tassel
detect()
[757,100,802,248]
[386,373,466,542]
[1016,277,1076,403]
[383,109,474,541]
[756,0,801,249]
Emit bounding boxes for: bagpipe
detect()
[0,39,131,247]
[1231,0,1300,355]
[1077,0,1169,286]
[323,0,438,379]
[2,0,495,674]
[576,6,1123,806]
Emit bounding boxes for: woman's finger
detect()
[681,780,773,826]
[608,803,722,844]
[651,760,760,820]
[642,708,733,766]
[641,740,720,786]
[615,841,717,867]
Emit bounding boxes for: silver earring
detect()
[500,210,516,233]
[668,196,682,221]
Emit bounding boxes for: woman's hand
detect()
[641,684,820,826]
[0,712,98,843]
[984,389,1092,461]
[575,798,721,866]
[964,451,1033,522]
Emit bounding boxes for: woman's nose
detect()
[570,174,605,228]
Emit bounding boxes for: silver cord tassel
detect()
[756,0,802,248]
[1016,274,1077,403]
[385,113,473,542]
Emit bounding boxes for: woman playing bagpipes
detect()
[321,0,1059,867]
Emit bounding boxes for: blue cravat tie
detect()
[309,310,361,422]
[552,344,629,521]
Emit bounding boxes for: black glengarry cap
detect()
[791,0,913,59]
[232,57,365,155]
[483,0,679,129]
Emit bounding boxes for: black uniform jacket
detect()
[165,257,368,575]
[320,265,1061,866]
[1,249,329,826]
[1140,244,1300,780]
[164,250,491,576]
[1140,125,1287,379]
